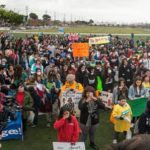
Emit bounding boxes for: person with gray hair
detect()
[61,74,83,94]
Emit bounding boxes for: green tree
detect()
[0,8,24,25]
[0,5,5,8]
[89,19,94,24]
[29,13,38,20]
[53,20,61,26]
[42,14,51,21]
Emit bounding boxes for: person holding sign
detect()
[111,96,132,144]
[54,104,80,144]
[78,86,105,150]
[61,74,83,94]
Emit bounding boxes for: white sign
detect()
[60,91,82,117]
[99,91,113,109]
[89,36,110,45]
[53,142,85,150]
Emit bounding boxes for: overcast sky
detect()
[1,0,150,23]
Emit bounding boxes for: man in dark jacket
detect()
[138,100,150,134]
[119,58,133,88]
[78,86,105,149]
[76,64,86,86]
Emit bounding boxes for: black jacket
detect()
[83,73,97,89]
[76,71,86,86]
[119,65,133,87]
[78,99,105,125]
[138,111,150,134]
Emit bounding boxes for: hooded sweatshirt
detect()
[54,115,80,143]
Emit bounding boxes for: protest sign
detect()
[1,111,23,141]
[53,142,85,150]
[68,33,79,41]
[60,91,82,117]
[89,36,110,45]
[127,97,147,117]
[72,43,89,57]
[99,91,113,109]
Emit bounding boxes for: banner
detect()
[60,91,82,117]
[68,33,79,41]
[72,43,89,57]
[89,36,110,45]
[99,91,113,109]
[1,111,23,141]
[127,98,147,117]
[53,142,85,150]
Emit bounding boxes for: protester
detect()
[28,86,41,127]
[112,78,128,104]
[111,96,132,144]
[128,76,146,100]
[54,104,80,143]
[78,86,105,149]
[31,58,44,75]
[76,64,87,86]
[119,58,133,88]
[35,75,51,127]
[142,75,150,97]
[83,67,97,89]
[61,74,83,94]
[138,100,150,134]
[0,32,149,145]
[15,85,33,133]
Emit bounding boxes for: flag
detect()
[97,76,103,92]
[127,98,147,117]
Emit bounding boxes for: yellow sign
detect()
[89,36,110,45]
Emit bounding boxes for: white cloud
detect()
[1,0,150,23]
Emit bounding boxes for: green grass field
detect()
[1,110,113,150]
[26,25,150,34]
[2,25,150,41]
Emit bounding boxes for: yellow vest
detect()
[112,103,132,132]
[60,81,83,95]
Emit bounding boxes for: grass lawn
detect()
[1,110,113,150]
[26,25,150,34]
[9,33,150,43]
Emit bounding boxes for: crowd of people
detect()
[0,32,149,149]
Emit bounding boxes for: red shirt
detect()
[54,115,80,143]
[16,92,25,107]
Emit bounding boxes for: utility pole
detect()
[45,10,47,15]
[25,6,28,17]
[25,6,29,25]
[70,13,72,23]
[63,13,66,24]
[54,12,56,21]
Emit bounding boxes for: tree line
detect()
[0,8,25,25]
